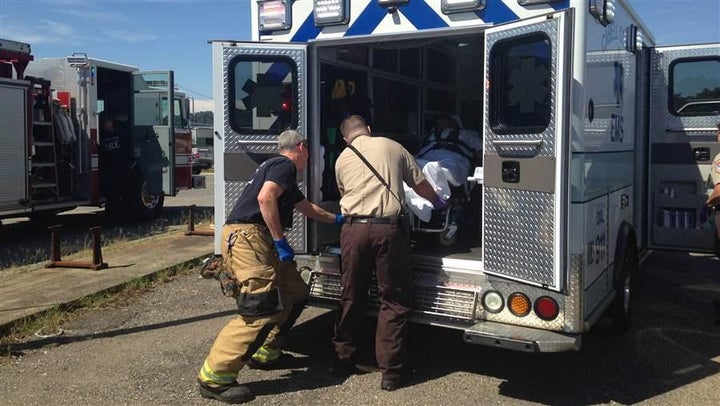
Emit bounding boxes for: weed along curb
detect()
[0,230,214,349]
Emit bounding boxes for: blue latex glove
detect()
[273,237,295,262]
[433,195,449,211]
[335,213,346,225]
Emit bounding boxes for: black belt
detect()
[345,216,398,224]
[226,220,250,225]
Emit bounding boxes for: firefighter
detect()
[197,129,344,404]
[99,113,134,222]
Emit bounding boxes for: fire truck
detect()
[0,38,194,222]
[210,0,720,351]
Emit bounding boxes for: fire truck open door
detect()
[213,42,308,254]
[132,70,176,196]
[482,11,572,291]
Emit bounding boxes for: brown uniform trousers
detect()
[198,223,309,385]
[333,219,412,380]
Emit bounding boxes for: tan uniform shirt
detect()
[712,152,720,186]
[336,135,425,218]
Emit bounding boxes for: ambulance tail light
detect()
[508,293,531,317]
[481,290,504,313]
[534,296,559,320]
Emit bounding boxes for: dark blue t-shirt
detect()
[226,155,305,229]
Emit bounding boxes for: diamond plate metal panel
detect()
[221,44,307,252]
[484,188,555,286]
[650,45,720,137]
[222,46,306,154]
[484,19,559,158]
[564,254,583,332]
[484,278,566,331]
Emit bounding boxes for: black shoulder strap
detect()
[346,143,403,208]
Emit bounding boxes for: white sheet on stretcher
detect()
[403,149,470,222]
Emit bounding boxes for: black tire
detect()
[192,166,201,175]
[135,179,164,221]
[608,231,638,333]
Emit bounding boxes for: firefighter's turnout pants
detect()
[198,223,309,385]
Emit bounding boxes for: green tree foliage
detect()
[190,111,213,126]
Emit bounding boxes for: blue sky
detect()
[1,0,718,112]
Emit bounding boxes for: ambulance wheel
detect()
[136,179,164,221]
[609,231,638,333]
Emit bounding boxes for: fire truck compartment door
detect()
[132,70,176,196]
[0,81,29,210]
[215,42,308,254]
[482,11,572,291]
[648,43,720,252]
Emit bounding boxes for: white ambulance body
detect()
[211,0,720,352]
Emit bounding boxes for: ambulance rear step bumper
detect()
[463,321,581,352]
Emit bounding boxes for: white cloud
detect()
[57,9,128,23]
[1,19,80,44]
[104,30,157,42]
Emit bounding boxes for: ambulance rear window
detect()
[489,33,551,134]
[229,56,298,133]
[669,57,720,116]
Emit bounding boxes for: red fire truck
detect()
[0,38,194,223]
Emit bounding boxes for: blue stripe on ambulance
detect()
[400,1,448,29]
[475,0,518,24]
[345,2,388,36]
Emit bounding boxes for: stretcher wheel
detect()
[437,223,459,247]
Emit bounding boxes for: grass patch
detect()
[0,258,203,358]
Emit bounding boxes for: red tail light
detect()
[534,296,559,320]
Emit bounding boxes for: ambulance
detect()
[210,0,720,351]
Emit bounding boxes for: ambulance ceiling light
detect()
[377,0,408,13]
[258,0,292,32]
[589,0,616,26]
[314,0,350,27]
[441,0,486,15]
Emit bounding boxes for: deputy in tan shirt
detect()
[331,115,444,392]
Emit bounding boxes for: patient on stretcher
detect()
[404,115,482,222]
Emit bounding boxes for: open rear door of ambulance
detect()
[482,10,572,292]
[211,41,308,254]
[648,44,720,254]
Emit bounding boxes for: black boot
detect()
[198,380,254,404]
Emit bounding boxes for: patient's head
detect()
[435,115,458,132]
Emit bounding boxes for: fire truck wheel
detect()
[608,231,638,333]
[136,179,164,221]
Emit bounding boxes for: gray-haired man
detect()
[197,130,344,404]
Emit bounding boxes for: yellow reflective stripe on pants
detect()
[198,360,237,385]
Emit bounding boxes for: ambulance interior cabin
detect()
[313,33,487,259]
